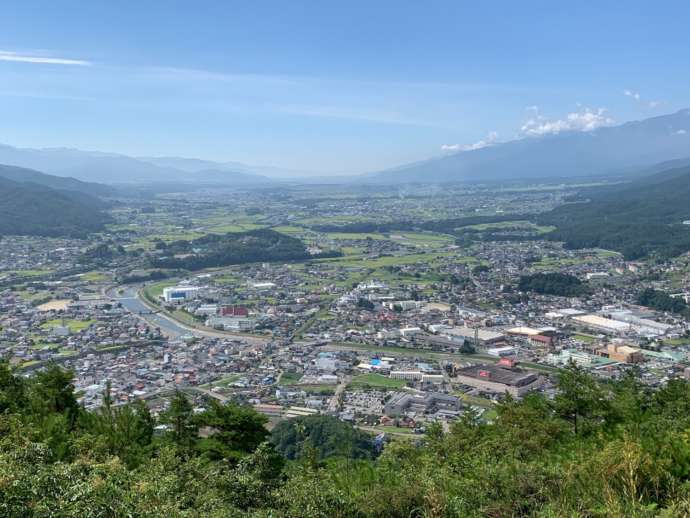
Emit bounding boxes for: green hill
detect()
[539,165,690,259]
[0,163,113,196]
[153,228,338,270]
[0,176,110,237]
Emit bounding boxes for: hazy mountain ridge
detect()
[0,144,273,185]
[368,109,690,183]
[0,164,114,196]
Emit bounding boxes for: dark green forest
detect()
[0,177,110,237]
[538,167,690,260]
[152,228,340,270]
[6,361,690,516]
[638,288,689,317]
[518,272,591,297]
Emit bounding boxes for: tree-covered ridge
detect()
[518,272,591,297]
[638,288,689,317]
[6,361,690,515]
[153,228,339,270]
[0,163,114,197]
[0,177,110,237]
[538,166,690,260]
[271,414,377,461]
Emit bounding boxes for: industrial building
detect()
[598,343,644,363]
[454,359,543,397]
[572,314,631,334]
[441,326,505,346]
[206,315,256,331]
[384,391,461,417]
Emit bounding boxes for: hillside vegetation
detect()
[518,272,592,297]
[153,228,339,270]
[539,166,690,259]
[0,177,110,237]
[0,163,113,196]
[7,361,690,516]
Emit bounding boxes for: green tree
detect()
[161,390,197,454]
[195,399,268,461]
[0,361,27,414]
[553,362,610,435]
[30,364,80,428]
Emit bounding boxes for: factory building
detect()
[441,326,505,346]
[598,343,644,364]
[384,391,461,417]
[454,359,543,397]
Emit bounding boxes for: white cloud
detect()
[521,107,614,136]
[442,131,498,152]
[0,50,90,66]
[624,88,663,109]
[676,129,687,135]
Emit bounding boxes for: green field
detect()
[80,271,110,282]
[348,373,408,390]
[279,372,303,385]
[663,338,690,347]
[41,319,97,332]
[207,223,265,233]
[319,251,473,269]
[8,269,53,277]
[325,232,390,241]
[143,280,177,300]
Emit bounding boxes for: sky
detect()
[2,1,690,174]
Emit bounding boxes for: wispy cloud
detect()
[278,104,444,128]
[442,131,498,152]
[623,88,663,109]
[623,89,641,101]
[0,90,93,101]
[0,50,90,66]
[521,107,614,136]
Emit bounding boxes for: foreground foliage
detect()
[4,361,690,516]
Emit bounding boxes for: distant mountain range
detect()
[3,109,690,186]
[0,144,276,185]
[368,109,690,183]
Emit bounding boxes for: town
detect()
[3,182,689,437]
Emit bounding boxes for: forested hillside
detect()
[539,166,690,259]
[0,163,114,196]
[153,228,339,270]
[518,272,591,297]
[0,177,110,237]
[6,361,690,516]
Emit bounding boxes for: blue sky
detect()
[2,1,690,173]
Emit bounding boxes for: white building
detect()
[162,286,201,304]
